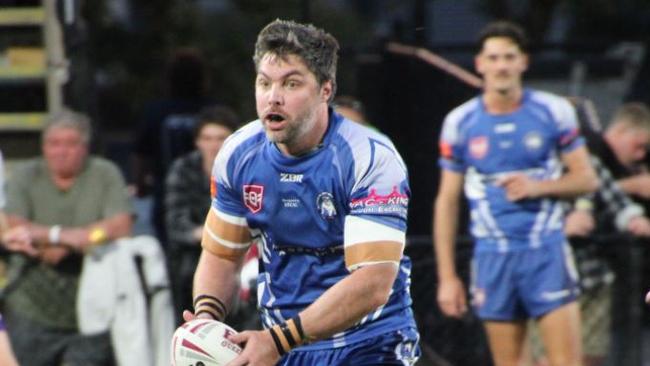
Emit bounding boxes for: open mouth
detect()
[266,113,285,122]
[264,113,287,130]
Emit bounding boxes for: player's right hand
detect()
[226,329,280,366]
[437,276,467,318]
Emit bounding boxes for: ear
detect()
[474,55,483,75]
[320,80,333,102]
[521,53,530,72]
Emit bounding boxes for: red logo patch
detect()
[243,185,264,213]
[469,136,489,159]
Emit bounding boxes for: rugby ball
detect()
[171,318,242,366]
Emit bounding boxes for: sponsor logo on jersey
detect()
[243,185,264,213]
[350,186,409,218]
[280,173,303,183]
[210,176,217,199]
[494,123,516,133]
[316,192,337,220]
[439,141,453,159]
[469,136,489,159]
[524,131,543,150]
[559,128,579,147]
[282,198,300,208]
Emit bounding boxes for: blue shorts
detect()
[471,241,580,321]
[279,327,420,366]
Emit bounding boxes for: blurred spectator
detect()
[0,314,18,366]
[165,105,239,323]
[434,20,597,366]
[332,95,369,125]
[1,109,132,366]
[133,47,215,247]
[0,150,19,366]
[525,154,650,366]
[590,103,650,199]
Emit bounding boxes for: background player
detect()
[185,19,420,366]
[433,20,598,366]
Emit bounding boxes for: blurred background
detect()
[1,0,649,365]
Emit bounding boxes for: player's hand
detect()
[627,216,650,237]
[226,329,280,366]
[497,174,540,201]
[437,276,467,318]
[645,290,650,305]
[564,210,595,237]
[1,226,38,256]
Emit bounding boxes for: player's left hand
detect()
[645,290,650,305]
[226,329,281,366]
[497,174,540,201]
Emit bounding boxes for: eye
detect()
[285,79,301,89]
[256,78,270,89]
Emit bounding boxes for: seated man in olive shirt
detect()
[1,109,132,366]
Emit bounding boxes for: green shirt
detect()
[4,156,132,329]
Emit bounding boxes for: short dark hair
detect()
[253,19,339,101]
[477,20,529,54]
[194,105,240,139]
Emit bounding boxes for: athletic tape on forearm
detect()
[268,316,309,355]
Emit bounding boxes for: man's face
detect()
[195,123,232,165]
[475,37,528,94]
[612,125,650,168]
[42,126,88,178]
[255,53,331,150]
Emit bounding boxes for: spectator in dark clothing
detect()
[164,105,239,323]
[133,48,215,246]
[586,102,650,196]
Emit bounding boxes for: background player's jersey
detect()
[212,111,417,350]
[439,89,584,252]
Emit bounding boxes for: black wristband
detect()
[291,315,306,342]
[280,322,297,348]
[193,294,227,320]
[268,326,286,355]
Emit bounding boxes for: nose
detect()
[268,84,283,106]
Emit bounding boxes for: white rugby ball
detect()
[171,318,242,366]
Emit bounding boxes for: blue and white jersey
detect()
[439,89,584,253]
[211,111,416,350]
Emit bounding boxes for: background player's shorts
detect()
[527,282,611,360]
[471,241,580,320]
[279,327,420,366]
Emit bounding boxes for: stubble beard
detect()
[265,106,318,148]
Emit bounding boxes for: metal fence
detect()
[406,234,648,366]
